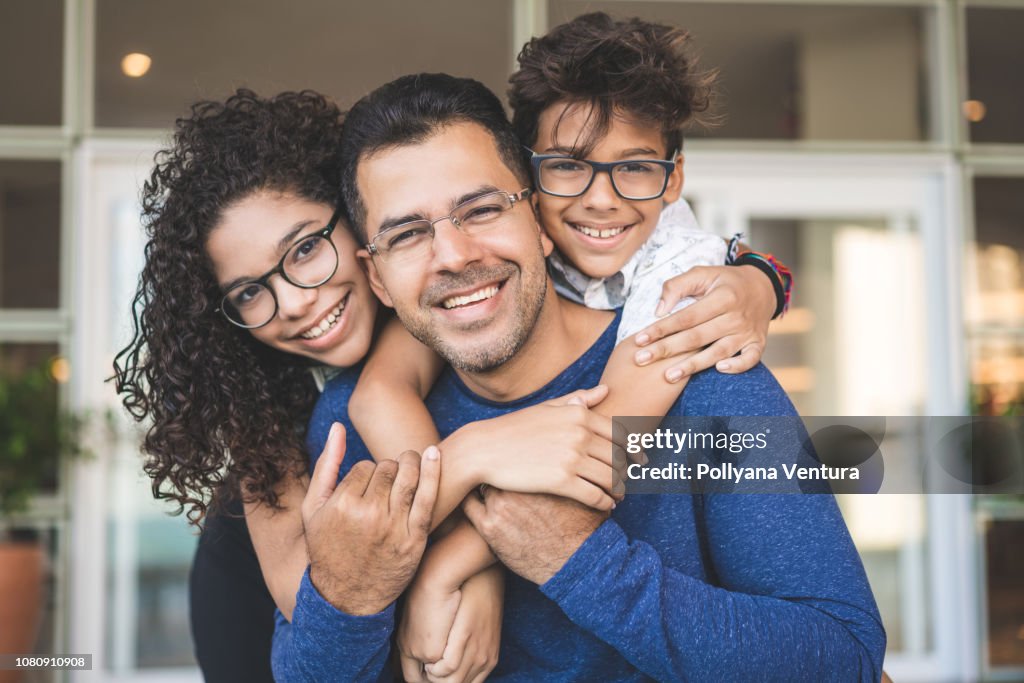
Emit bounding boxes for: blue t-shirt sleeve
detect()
[542,365,886,681]
[271,569,394,682]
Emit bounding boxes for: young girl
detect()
[113,88,781,681]
[349,13,792,676]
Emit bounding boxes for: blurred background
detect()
[0,0,1021,681]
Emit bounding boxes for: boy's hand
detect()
[456,385,626,510]
[633,264,774,381]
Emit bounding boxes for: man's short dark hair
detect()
[509,12,717,157]
[339,73,531,240]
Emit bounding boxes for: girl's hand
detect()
[423,565,503,683]
[397,574,463,674]
[457,385,625,510]
[633,264,776,381]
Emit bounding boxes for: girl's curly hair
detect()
[509,12,718,156]
[113,89,346,525]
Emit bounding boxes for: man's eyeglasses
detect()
[365,189,532,263]
[528,150,677,201]
[217,207,343,329]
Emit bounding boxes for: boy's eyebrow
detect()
[541,144,661,158]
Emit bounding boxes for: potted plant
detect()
[0,356,83,678]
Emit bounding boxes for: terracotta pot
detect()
[0,542,44,683]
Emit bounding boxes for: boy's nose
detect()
[581,170,622,212]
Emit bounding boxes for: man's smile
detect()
[441,283,501,310]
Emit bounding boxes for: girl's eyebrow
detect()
[219,219,319,291]
[275,219,318,252]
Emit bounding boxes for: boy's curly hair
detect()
[112,89,346,525]
[509,12,717,156]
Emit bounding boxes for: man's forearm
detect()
[271,569,394,682]
[541,500,885,682]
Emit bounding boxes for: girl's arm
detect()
[397,518,499,667]
[349,317,444,460]
[243,471,309,621]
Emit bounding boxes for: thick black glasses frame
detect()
[528,150,676,201]
[216,206,343,329]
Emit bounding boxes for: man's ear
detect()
[663,153,685,204]
[356,248,394,308]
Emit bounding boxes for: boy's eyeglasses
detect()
[216,207,343,329]
[528,150,677,201]
[365,189,532,263]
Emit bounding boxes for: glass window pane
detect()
[966,8,1024,144]
[838,495,931,655]
[968,177,1024,415]
[95,0,513,128]
[0,1,63,126]
[750,217,926,416]
[0,343,62,500]
[550,2,932,141]
[982,516,1024,669]
[105,450,197,671]
[0,161,61,309]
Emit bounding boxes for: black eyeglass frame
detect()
[216,206,344,329]
[527,149,678,201]
[364,188,533,260]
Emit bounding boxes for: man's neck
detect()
[454,284,615,403]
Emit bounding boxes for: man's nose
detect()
[430,220,484,272]
[272,275,319,321]
[580,170,622,212]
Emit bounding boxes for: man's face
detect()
[357,121,554,373]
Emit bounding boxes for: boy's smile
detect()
[533,101,685,279]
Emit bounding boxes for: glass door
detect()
[68,140,201,683]
[683,152,974,682]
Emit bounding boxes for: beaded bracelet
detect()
[733,251,793,319]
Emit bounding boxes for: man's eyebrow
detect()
[218,219,318,292]
[374,185,502,235]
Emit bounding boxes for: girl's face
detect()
[206,190,378,368]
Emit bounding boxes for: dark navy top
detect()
[272,313,885,682]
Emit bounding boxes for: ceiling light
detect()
[963,100,986,123]
[121,52,152,78]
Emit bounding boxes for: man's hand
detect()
[301,423,441,615]
[463,489,607,585]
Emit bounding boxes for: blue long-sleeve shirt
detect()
[273,313,886,681]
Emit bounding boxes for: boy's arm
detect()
[244,471,310,621]
[632,260,785,379]
[349,317,444,460]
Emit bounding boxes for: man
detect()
[273,74,885,681]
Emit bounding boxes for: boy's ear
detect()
[663,153,685,204]
[356,248,394,308]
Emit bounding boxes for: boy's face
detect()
[532,102,684,278]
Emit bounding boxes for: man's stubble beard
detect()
[392,258,549,374]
